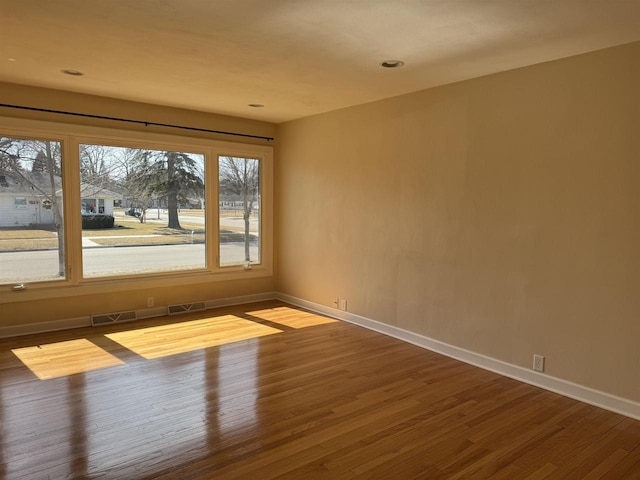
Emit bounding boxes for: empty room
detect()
[1,1,639,478]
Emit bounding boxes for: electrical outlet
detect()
[147,296,154,307]
[333,298,340,308]
[533,354,545,372]
[339,299,348,311]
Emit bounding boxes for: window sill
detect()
[0,265,272,304]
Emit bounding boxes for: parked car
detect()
[124,207,143,217]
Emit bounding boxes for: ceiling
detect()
[1,0,640,124]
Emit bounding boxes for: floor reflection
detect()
[70,374,88,478]
[84,353,210,476]
[210,341,260,441]
[1,373,89,478]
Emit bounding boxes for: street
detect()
[0,242,259,282]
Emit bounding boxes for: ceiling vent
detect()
[167,302,206,316]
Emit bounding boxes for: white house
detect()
[0,169,120,227]
[80,182,121,216]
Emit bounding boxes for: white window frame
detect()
[14,197,28,209]
[0,116,273,302]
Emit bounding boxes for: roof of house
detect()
[0,169,62,195]
[0,169,121,198]
[79,182,122,199]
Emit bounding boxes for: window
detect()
[0,117,272,292]
[81,198,104,214]
[0,136,66,284]
[80,143,207,278]
[218,156,261,267]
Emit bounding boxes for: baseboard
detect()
[0,291,278,338]
[0,316,91,338]
[275,292,640,421]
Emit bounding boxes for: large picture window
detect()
[80,144,206,278]
[0,118,272,293]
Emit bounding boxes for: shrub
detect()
[82,214,115,229]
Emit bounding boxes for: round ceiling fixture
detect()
[248,103,264,108]
[61,69,84,76]
[380,60,405,68]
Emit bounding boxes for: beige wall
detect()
[1,278,275,327]
[276,42,640,402]
[0,83,277,327]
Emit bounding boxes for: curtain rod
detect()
[0,103,275,141]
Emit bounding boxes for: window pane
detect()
[80,144,206,278]
[218,156,260,267]
[0,137,65,284]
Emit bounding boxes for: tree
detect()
[31,151,49,173]
[219,156,260,262]
[133,150,204,229]
[80,144,113,189]
[0,138,25,171]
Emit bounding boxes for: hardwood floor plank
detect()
[0,300,639,479]
[599,445,640,480]
[522,463,558,480]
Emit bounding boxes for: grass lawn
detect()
[0,229,57,239]
[0,228,59,251]
[0,238,60,251]
[0,221,206,250]
[90,232,206,246]
[0,208,257,250]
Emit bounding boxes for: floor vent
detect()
[91,310,137,326]
[167,302,206,315]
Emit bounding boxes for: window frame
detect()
[76,139,209,279]
[13,197,28,209]
[0,116,273,302]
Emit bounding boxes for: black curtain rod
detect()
[0,103,274,141]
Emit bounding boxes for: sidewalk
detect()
[82,234,162,248]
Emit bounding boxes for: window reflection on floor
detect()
[246,306,338,329]
[105,315,282,359]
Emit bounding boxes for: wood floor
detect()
[1,301,639,479]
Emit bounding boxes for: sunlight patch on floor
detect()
[246,306,338,329]
[105,314,282,359]
[12,339,125,380]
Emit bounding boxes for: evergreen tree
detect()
[134,151,204,229]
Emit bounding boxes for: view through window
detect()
[0,136,66,284]
[80,144,206,278]
[218,156,260,267]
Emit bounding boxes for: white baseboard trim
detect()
[0,292,278,339]
[275,292,640,421]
